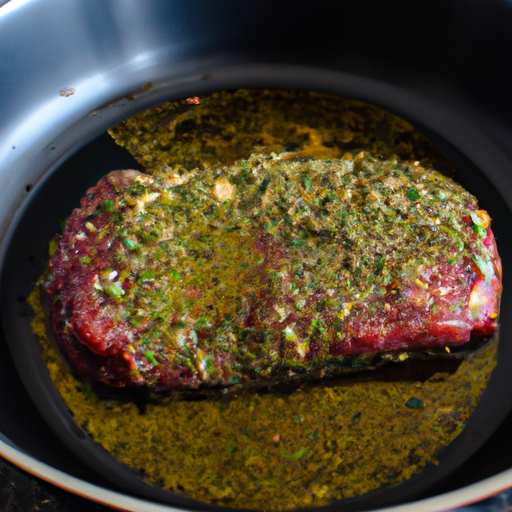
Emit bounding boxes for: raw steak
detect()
[42,152,502,393]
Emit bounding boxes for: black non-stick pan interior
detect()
[2,113,512,511]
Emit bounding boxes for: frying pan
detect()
[2,1,512,511]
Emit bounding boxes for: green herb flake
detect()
[440,226,464,252]
[295,299,306,311]
[138,270,156,283]
[303,173,312,191]
[470,211,487,237]
[123,238,139,249]
[168,268,182,279]
[406,188,420,201]
[306,429,321,441]
[104,284,125,299]
[292,447,308,460]
[146,350,159,366]
[309,318,325,334]
[48,238,58,256]
[472,224,486,238]
[195,316,209,330]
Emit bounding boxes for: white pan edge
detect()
[2,435,512,512]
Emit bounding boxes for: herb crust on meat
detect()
[42,151,502,393]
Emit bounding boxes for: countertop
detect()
[0,456,112,512]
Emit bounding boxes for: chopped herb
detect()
[292,447,308,460]
[306,429,321,441]
[472,223,487,238]
[195,316,209,329]
[138,270,156,283]
[406,188,420,201]
[104,284,125,299]
[146,350,159,366]
[168,268,182,279]
[302,173,312,191]
[440,225,464,252]
[123,238,138,249]
[48,238,58,256]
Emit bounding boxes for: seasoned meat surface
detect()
[42,152,502,392]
